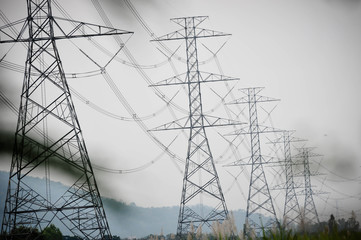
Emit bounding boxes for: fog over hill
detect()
[0,171,251,238]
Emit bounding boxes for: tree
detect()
[346,211,360,231]
[6,226,44,240]
[42,224,62,240]
[337,218,347,231]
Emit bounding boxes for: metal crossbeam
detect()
[226,87,280,237]
[0,1,132,239]
[150,115,243,131]
[297,148,321,228]
[150,71,238,87]
[280,131,302,229]
[0,16,132,43]
[151,16,236,238]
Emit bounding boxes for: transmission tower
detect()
[295,148,321,227]
[0,1,132,239]
[150,16,240,237]
[226,87,281,236]
[269,131,304,229]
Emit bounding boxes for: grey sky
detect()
[0,0,360,222]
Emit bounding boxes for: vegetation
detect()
[136,211,360,240]
[0,211,359,239]
[0,224,62,240]
[42,224,63,240]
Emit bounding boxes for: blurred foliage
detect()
[42,224,62,240]
[0,224,62,240]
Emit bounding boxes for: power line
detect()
[0,1,132,237]
[150,16,239,238]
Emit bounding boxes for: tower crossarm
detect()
[293,171,326,177]
[150,28,230,42]
[151,15,236,237]
[267,133,306,145]
[171,16,209,28]
[223,156,281,167]
[0,16,133,44]
[226,87,280,105]
[225,125,284,136]
[297,189,329,195]
[271,182,303,191]
[266,161,303,168]
[0,0,131,238]
[149,71,239,87]
[228,95,280,105]
[150,115,244,131]
[293,151,322,159]
[225,87,281,236]
[150,17,230,42]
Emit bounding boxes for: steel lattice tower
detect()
[150,16,239,237]
[226,87,280,236]
[298,148,320,226]
[0,1,132,239]
[281,132,302,229]
[271,131,303,229]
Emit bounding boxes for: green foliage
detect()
[42,224,62,240]
[0,224,63,240]
[0,226,44,240]
[259,225,361,240]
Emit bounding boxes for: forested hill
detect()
[0,171,248,238]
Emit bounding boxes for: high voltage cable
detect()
[0,57,235,122]
[101,70,185,171]
[317,162,361,182]
[317,195,359,216]
[87,0,242,175]
[0,4,218,176]
[89,0,232,116]
[92,135,179,174]
[0,89,177,174]
[88,0,188,115]
[123,0,218,67]
[0,8,171,123]
[54,0,169,70]
[0,4,190,126]
[202,46,254,206]
[0,4,185,174]
[2,2,359,219]
[0,8,103,79]
[312,175,360,200]
[0,59,101,78]
[70,86,170,122]
[53,0,234,118]
[204,40,288,215]
[202,41,259,212]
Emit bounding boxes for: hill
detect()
[0,171,250,238]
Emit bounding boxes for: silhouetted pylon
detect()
[294,148,321,227]
[226,87,281,236]
[0,1,132,239]
[150,16,240,238]
[269,131,304,229]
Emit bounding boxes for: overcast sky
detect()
[0,0,361,222]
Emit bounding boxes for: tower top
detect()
[151,16,230,42]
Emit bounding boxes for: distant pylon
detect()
[226,87,280,236]
[269,131,303,229]
[150,16,240,237]
[0,0,132,239]
[282,132,301,229]
[295,148,320,227]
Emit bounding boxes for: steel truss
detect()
[0,0,132,239]
[270,131,304,229]
[151,16,239,238]
[226,87,280,237]
[295,148,321,228]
